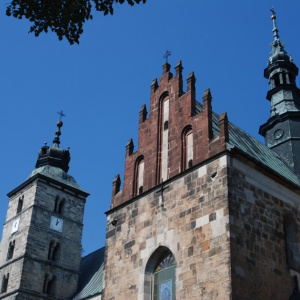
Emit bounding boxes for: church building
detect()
[1,10,300,300]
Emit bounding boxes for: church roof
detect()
[198,100,300,189]
[72,247,105,300]
[27,165,83,190]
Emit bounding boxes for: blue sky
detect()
[1,0,300,255]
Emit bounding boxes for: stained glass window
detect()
[153,253,175,300]
[155,254,175,272]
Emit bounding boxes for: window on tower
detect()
[1,274,9,294]
[43,274,56,295]
[48,241,60,261]
[54,196,65,215]
[6,241,15,261]
[17,196,24,214]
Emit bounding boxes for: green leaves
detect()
[6,0,146,44]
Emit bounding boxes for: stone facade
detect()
[105,155,231,300]
[229,158,300,299]
[0,174,87,299]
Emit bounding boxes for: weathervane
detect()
[163,50,172,63]
[57,110,66,121]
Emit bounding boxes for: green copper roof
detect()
[196,101,300,188]
[72,247,105,300]
[27,165,85,191]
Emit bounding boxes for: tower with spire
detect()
[0,120,88,299]
[260,9,300,176]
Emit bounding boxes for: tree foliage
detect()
[6,0,146,44]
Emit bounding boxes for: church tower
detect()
[259,9,300,176]
[0,120,88,299]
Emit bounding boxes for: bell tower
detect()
[0,120,88,299]
[260,9,300,176]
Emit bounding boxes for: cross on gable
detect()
[163,50,172,63]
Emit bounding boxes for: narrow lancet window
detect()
[134,157,145,196]
[1,274,9,294]
[138,160,145,195]
[48,241,60,261]
[6,241,15,261]
[17,196,23,214]
[161,99,169,182]
[182,126,193,171]
[54,196,65,215]
[43,274,55,295]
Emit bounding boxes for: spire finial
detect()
[270,8,279,41]
[53,111,66,146]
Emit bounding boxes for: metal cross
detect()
[156,179,169,202]
[270,8,276,16]
[163,50,172,63]
[57,110,66,121]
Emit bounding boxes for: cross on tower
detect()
[270,8,276,16]
[163,50,172,63]
[57,110,66,121]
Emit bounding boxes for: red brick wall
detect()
[112,62,228,208]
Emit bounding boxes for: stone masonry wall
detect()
[104,155,231,300]
[228,157,300,299]
[0,177,86,299]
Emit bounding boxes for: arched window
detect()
[284,215,300,270]
[145,247,176,300]
[48,241,60,261]
[54,196,65,215]
[54,196,59,213]
[182,126,193,171]
[58,199,65,214]
[1,274,9,294]
[17,196,24,214]
[159,97,170,183]
[134,156,145,196]
[43,274,55,295]
[6,240,15,261]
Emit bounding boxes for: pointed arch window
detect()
[17,196,24,214]
[54,196,65,215]
[1,274,9,294]
[182,126,193,171]
[43,274,56,295]
[161,98,170,182]
[153,254,176,300]
[144,247,176,300]
[134,156,145,196]
[48,240,60,261]
[6,240,15,261]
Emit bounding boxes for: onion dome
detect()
[35,120,70,173]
